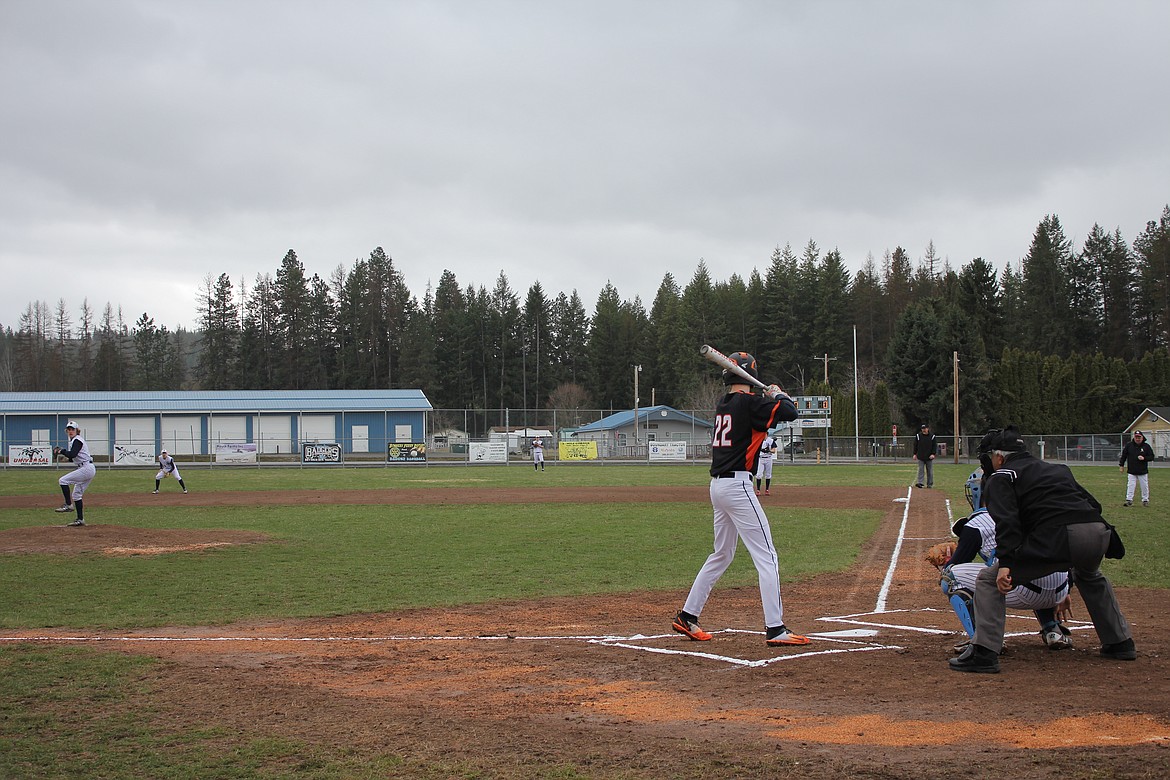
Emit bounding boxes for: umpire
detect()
[950,426,1135,673]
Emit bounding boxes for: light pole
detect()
[633,364,642,444]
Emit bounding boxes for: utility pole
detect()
[633,364,642,444]
[814,353,838,384]
[953,351,960,464]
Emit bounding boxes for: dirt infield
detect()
[3,485,1168,778]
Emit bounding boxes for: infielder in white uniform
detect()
[531,438,545,471]
[153,449,188,494]
[54,420,95,527]
[754,434,777,496]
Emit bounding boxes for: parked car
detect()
[781,438,805,455]
[1057,436,1119,462]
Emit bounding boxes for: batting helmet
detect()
[722,351,759,385]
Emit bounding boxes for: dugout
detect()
[0,390,432,465]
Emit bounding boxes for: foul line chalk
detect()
[875,485,913,613]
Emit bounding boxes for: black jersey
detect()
[709,390,798,476]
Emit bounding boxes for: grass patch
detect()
[1,501,879,629]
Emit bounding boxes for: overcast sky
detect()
[2,1,1168,332]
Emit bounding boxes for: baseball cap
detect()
[977,426,1026,455]
[65,420,79,429]
[1133,430,1144,438]
[160,449,168,454]
[919,423,928,429]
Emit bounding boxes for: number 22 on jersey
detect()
[712,414,733,447]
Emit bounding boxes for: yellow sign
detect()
[558,441,598,460]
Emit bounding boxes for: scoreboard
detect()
[795,395,831,414]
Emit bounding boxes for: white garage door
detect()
[115,416,155,450]
[255,415,293,454]
[209,415,248,447]
[160,416,201,455]
[299,415,337,445]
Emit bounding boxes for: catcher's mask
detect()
[964,468,984,510]
[722,351,759,385]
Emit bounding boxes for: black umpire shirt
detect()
[984,451,1104,582]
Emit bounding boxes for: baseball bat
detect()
[699,344,770,391]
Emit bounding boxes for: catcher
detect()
[928,505,1073,651]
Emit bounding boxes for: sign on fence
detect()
[9,445,51,466]
[469,441,508,463]
[215,442,257,464]
[648,441,687,461]
[302,443,342,463]
[113,445,156,466]
[559,441,598,461]
[387,442,426,463]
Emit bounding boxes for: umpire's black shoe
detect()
[1100,638,1136,660]
[948,643,999,673]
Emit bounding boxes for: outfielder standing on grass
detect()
[532,438,545,472]
[673,351,810,647]
[754,433,777,496]
[153,449,188,494]
[52,420,94,527]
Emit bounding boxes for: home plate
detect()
[810,629,880,639]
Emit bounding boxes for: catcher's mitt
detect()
[925,542,956,568]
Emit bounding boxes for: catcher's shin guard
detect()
[940,575,976,638]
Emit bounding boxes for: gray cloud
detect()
[2,0,1168,329]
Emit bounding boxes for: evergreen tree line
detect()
[2,207,1168,437]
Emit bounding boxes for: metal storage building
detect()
[0,390,432,464]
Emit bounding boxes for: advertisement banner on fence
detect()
[558,441,598,461]
[387,442,426,463]
[215,442,257,464]
[113,445,157,466]
[9,445,51,466]
[648,441,687,461]
[469,441,507,463]
[302,443,341,463]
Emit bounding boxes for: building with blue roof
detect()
[0,390,431,464]
[571,405,712,457]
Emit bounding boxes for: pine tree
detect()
[1021,215,1074,355]
[196,273,239,390]
[1133,205,1170,352]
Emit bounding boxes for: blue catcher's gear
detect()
[940,567,976,638]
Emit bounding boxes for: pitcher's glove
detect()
[52,446,62,458]
[925,542,956,568]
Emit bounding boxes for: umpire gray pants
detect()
[972,522,1131,652]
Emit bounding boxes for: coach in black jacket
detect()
[950,426,1135,673]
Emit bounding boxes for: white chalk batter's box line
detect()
[0,612,1097,670]
[0,628,905,669]
[819,607,1096,637]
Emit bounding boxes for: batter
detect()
[672,351,810,647]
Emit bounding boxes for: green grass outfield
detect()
[0,462,1164,629]
[1,462,1165,778]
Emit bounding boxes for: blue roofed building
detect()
[571,405,713,458]
[0,390,432,465]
